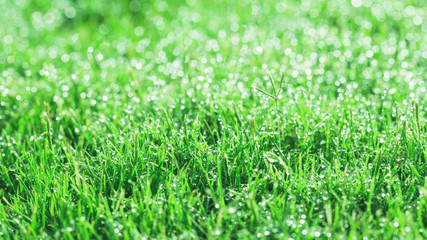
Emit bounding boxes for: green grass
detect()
[0,0,426,239]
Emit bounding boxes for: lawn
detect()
[0,0,426,239]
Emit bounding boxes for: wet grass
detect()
[0,0,426,239]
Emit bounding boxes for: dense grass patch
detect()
[0,0,426,239]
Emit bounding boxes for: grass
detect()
[0,0,426,239]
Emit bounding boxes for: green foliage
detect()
[0,0,426,239]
